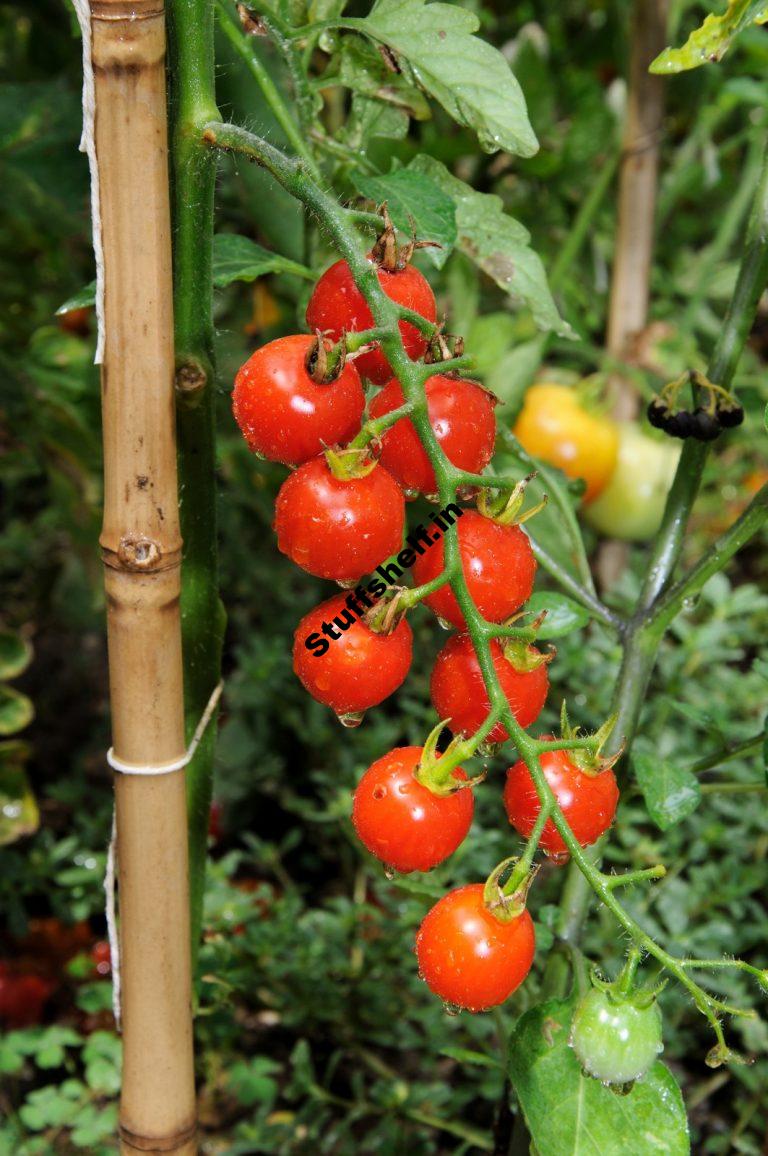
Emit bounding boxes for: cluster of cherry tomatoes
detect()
[232,239,620,1013]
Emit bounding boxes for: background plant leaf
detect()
[633,753,702,831]
[353,0,538,156]
[409,155,569,336]
[651,0,768,74]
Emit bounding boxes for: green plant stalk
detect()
[167,0,225,960]
[215,0,322,179]
[201,121,763,1055]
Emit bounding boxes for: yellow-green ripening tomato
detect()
[584,424,680,542]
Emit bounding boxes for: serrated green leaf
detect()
[651,0,768,74]
[633,754,702,831]
[212,234,313,286]
[0,685,34,736]
[409,155,569,337]
[352,168,456,268]
[343,93,411,147]
[509,996,690,1156]
[525,592,592,639]
[56,281,96,315]
[353,0,537,156]
[0,631,32,681]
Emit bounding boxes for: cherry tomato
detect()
[57,305,92,336]
[369,376,497,495]
[504,742,619,856]
[352,746,473,873]
[274,456,405,582]
[306,257,436,384]
[430,635,548,742]
[570,987,663,1084]
[415,884,535,1010]
[208,799,223,842]
[232,334,365,465]
[412,510,535,628]
[293,592,412,718]
[0,963,55,1028]
[584,424,680,541]
[513,383,619,503]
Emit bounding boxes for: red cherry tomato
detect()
[293,592,412,717]
[352,746,473,873]
[412,510,536,628]
[232,334,365,465]
[415,884,535,1010]
[208,799,223,842]
[306,258,436,384]
[274,456,405,582]
[0,963,55,1028]
[504,742,619,855]
[368,376,497,495]
[430,636,548,743]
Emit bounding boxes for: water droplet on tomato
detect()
[337,710,365,728]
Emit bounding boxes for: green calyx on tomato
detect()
[413,718,484,798]
[569,977,664,1087]
[584,423,681,542]
[476,472,548,528]
[559,702,622,777]
[482,856,539,924]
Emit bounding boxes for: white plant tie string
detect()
[104,681,223,1028]
[71,0,106,364]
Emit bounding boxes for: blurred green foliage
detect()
[1,1,767,1153]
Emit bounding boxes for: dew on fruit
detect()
[383,864,396,880]
[337,709,365,728]
[372,785,386,800]
[442,1001,463,1017]
[336,578,357,590]
[545,849,571,866]
[436,615,453,630]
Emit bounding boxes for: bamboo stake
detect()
[90,1,196,1152]
[599,0,668,590]
[606,0,669,410]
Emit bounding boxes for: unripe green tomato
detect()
[570,988,664,1085]
[584,424,680,542]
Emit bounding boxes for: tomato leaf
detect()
[352,0,538,156]
[651,0,768,74]
[525,592,592,638]
[352,168,457,267]
[409,155,570,337]
[212,234,313,286]
[633,754,701,831]
[508,996,690,1156]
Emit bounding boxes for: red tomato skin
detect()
[306,258,436,384]
[430,636,548,742]
[412,511,536,627]
[274,457,405,581]
[504,743,619,854]
[416,884,535,1010]
[368,376,497,494]
[293,592,413,714]
[232,334,365,465]
[352,747,473,873]
[0,965,55,1028]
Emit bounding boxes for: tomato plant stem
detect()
[167,0,226,960]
